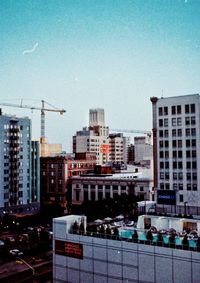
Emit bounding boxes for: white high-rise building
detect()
[73,109,109,165]
[151,94,200,213]
[0,111,40,214]
[134,136,153,163]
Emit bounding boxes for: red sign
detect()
[100,144,110,153]
[55,240,83,259]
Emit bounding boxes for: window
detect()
[160,162,164,169]
[173,151,177,158]
[159,141,164,148]
[159,119,163,127]
[160,151,164,158]
[186,140,190,147]
[191,116,196,125]
[185,104,189,113]
[191,128,196,136]
[186,162,191,169]
[193,184,197,191]
[171,106,176,115]
[191,104,195,113]
[173,172,177,179]
[179,184,183,190]
[172,140,177,147]
[192,150,196,158]
[159,107,163,116]
[187,173,191,180]
[165,162,169,169]
[165,151,169,158]
[165,140,169,147]
[186,151,191,158]
[178,129,182,136]
[179,173,183,180]
[187,184,191,191]
[177,118,182,126]
[178,151,182,158]
[164,107,168,115]
[185,117,190,125]
[160,172,164,179]
[165,183,170,190]
[164,119,168,127]
[192,173,197,180]
[178,140,182,148]
[159,130,163,137]
[172,118,176,126]
[164,130,169,137]
[173,162,177,169]
[192,139,196,147]
[177,105,181,114]
[178,162,182,169]
[192,161,197,169]
[179,194,183,202]
[165,172,169,180]
[172,129,176,137]
[186,129,190,136]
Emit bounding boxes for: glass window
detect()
[178,151,182,158]
[159,107,163,116]
[187,184,191,191]
[159,130,163,137]
[171,106,176,115]
[164,107,168,115]
[159,140,164,147]
[164,119,168,127]
[173,162,177,169]
[191,128,196,136]
[165,151,169,158]
[178,140,182,148]
[177,117,182,126]
[192,139,196,147]
[178,162,182,169]
[160,151,164,158]
[177,105,181,114]
[191,104,195,113]
[187,173,191,180]
[173,151,177,158]
[165,140,169,147]
[185,104,189,113]
[191,116,196,125]
[173,172,177,179]
[186,151,191,158]
[186,140,190,147]
[179,184,183,190]
[172,140,176,147]
[172,129,176,137]
[164,130,168,137]
[172,118,176,126]
[159,119,163,127]
[185,117,190,125]
[179,173,183,180]
[186,161,191,169]
[185,128,190,136]
[178,129,182,137]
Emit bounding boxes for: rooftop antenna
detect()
[161,89,164,98]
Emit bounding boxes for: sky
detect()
[0,0,200,151]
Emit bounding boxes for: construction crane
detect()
[0,100,66,139]
[110,129,151,137]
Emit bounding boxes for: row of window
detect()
[160,140,196,148]
[160,183,197,191]
[158,104,195,116]
[159,116,196,127]
[159,128,196,137]
[160,161,197,169]
[159,150,197,159]
[160,172,197,181]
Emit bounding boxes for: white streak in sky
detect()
[23,43,39,55]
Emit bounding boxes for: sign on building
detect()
[157,190,176,205]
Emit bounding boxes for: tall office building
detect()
[151,94,200,213]
[73,109,109,165]
[0,111,39,215]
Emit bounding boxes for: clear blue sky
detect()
[1,0,200,151]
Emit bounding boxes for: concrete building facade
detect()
[0,112,40,215]
[151,94,200,213]
[53,215,200,283]
[71,170,154,205]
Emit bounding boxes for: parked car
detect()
[9,249,23,256]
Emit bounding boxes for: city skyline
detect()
[1,0,200,151]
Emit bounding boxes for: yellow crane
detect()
[0,100,66,140]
